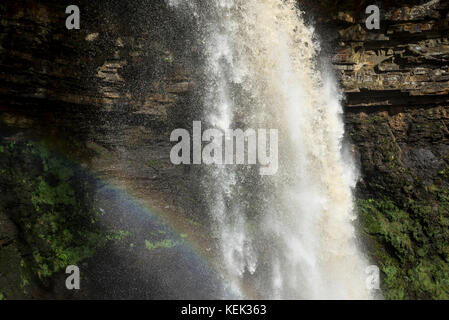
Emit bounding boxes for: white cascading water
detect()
[168,0,373,299]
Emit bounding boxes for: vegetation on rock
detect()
[0,139,105,297]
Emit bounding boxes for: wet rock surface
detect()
[307,0,449,299]
[0,0,448,299]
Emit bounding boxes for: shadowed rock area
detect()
[0,0,448,299]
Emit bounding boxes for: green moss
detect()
[144,238,181,250]
[358,196,449,299]
[347,108,449,299]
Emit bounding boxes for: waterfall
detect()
[168,0,373,299]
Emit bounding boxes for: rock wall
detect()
[309,0,449,299]
[0,0,448,299]
[0,0,201,299]
[309,0,449,194]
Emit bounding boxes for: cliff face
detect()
[312,0,449,299]
[0,0,202,299]
[0,0,448,299]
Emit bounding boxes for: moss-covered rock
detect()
[0,138,105,298]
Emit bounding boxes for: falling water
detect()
[168,0,373,299]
